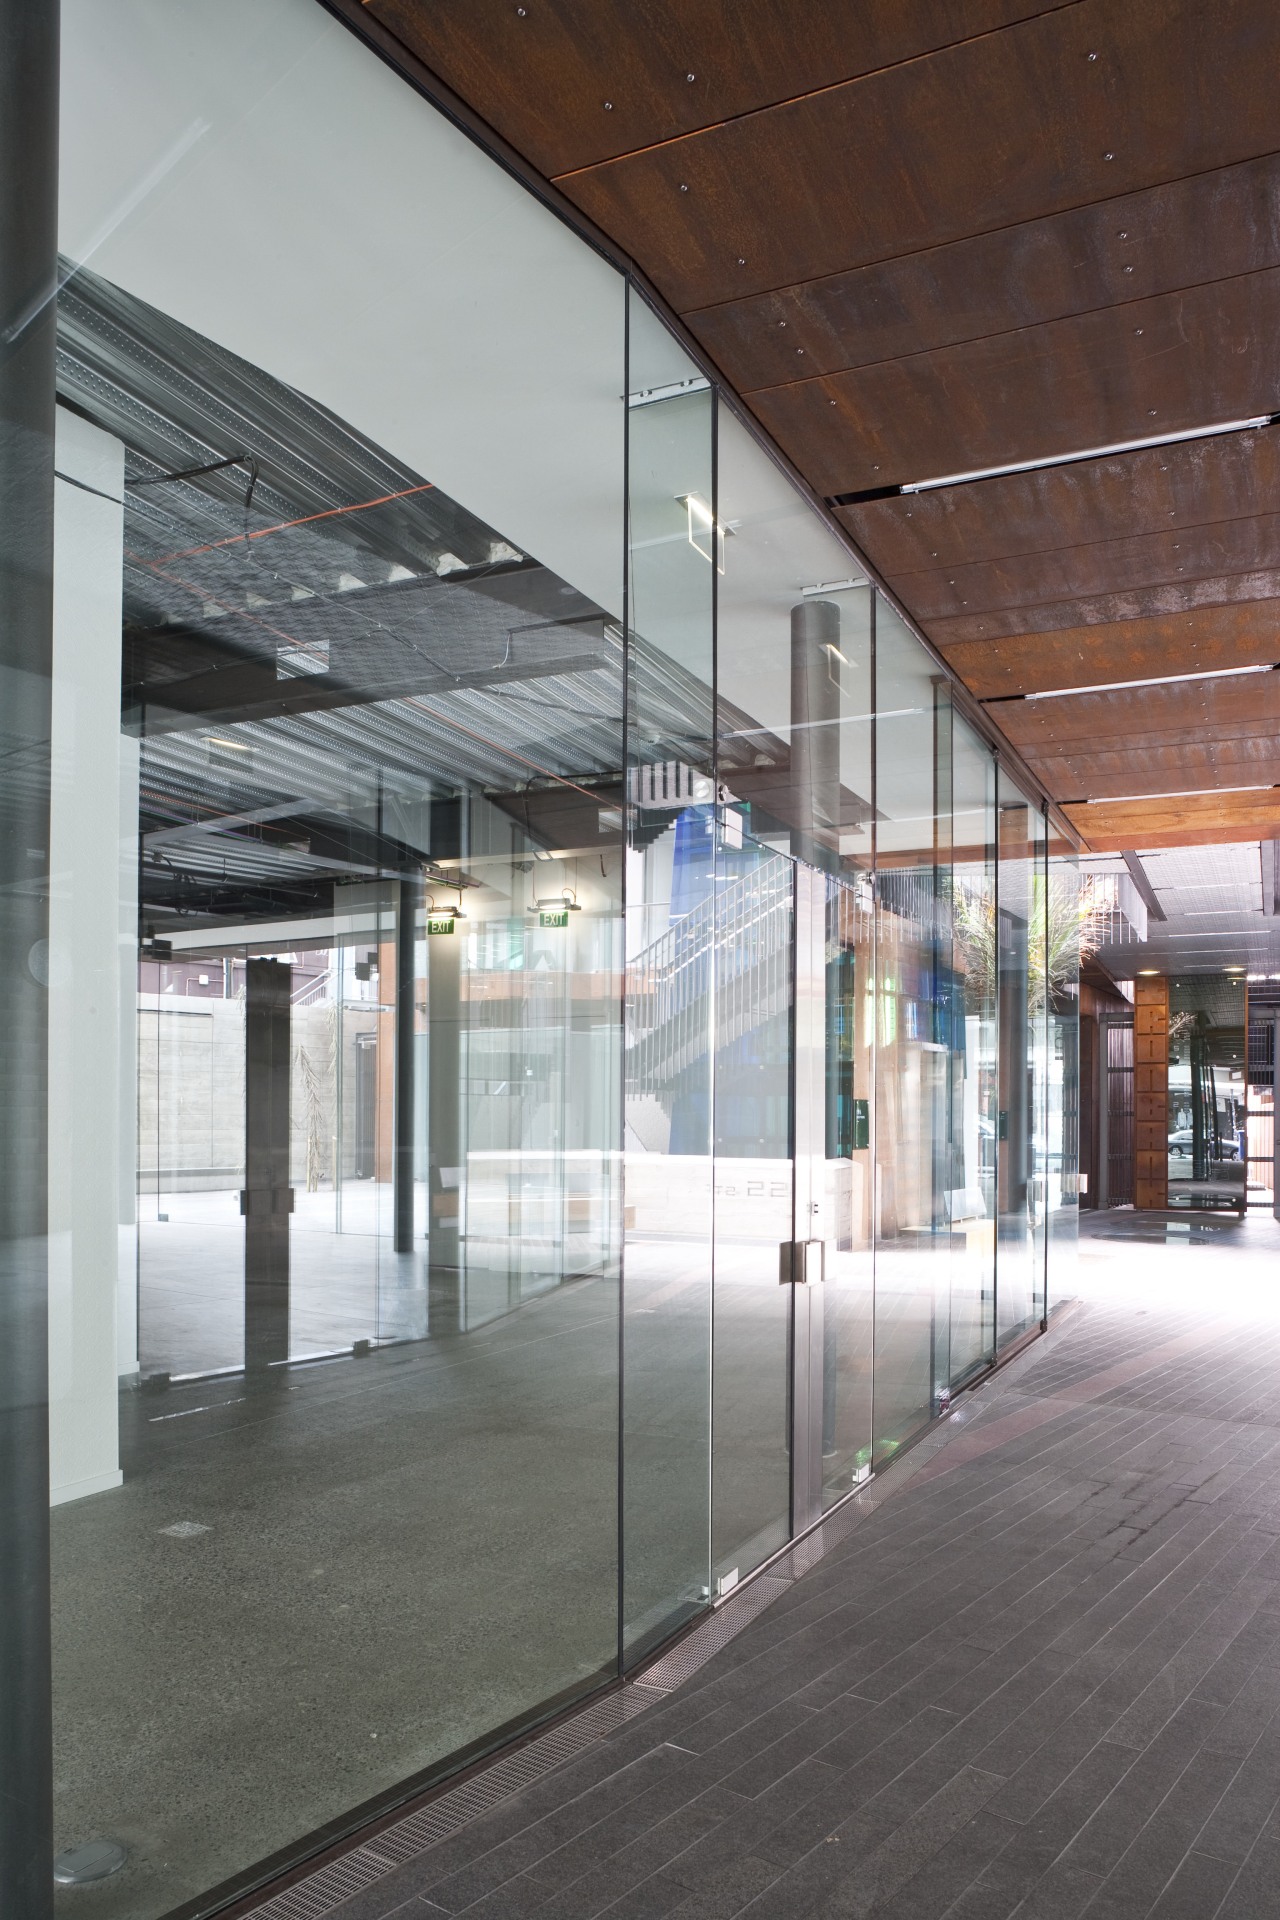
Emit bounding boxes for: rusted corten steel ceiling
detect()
[359,0,1280,853]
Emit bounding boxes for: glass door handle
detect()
[778,1239,826,1285]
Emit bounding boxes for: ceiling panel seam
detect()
[681,146,1280,323]
[543,2,1085,183]
[731,260,1280,397]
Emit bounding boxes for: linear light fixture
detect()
[899,414,1275,493]
[1085,784,1275,804]
[802,576,868,596]
[1026,664,1273,702]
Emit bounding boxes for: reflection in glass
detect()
[872,608,949,1461]
[1168,977,1248,1211]
[622,289,715,1654]
[51,40,625,1896]
[35,5,1088,1906]
[1047,836,1081,1298]
[995,772,1048,1347]
[821,871,875,1503]
[711,831,793,1585]
[947,717,997,1384]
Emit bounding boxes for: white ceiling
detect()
[1085,840,1280,979]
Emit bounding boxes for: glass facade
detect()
[0,3,1077,1914]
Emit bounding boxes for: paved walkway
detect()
[330,1210,1280,1920]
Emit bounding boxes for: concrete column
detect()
[1134,975,1169,1210]
[47,408,126,1504]
[790,599,840,863]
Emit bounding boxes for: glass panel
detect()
[821,869,876,1504]
[947,716,997,1385]
[1047,831,1081,1304]
[713,406,876,1533]
[711,831,793,1585]
[996,770,1039,1348]
[137,950,246,1376]
[53,6,624,1911]
[622,290,714,1656]
[1028,801,1049,1325]
[1168,975,1248,1210]
[872,602,950,1461]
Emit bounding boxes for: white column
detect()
[47,405,126,1504]
[118,734,139,1378]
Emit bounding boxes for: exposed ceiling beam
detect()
[1121,850,1166,922]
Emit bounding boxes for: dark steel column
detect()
[427,923,463,1329]
[393,876,419,1255]
[790,599,840,864]
[243,959,292,1368]
[0,0,57,1908]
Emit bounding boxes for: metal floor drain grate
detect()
[246,1495,887,1916]
[637,1576,793,1691]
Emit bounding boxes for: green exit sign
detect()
[539,908,569,929]
[426,914,456,936]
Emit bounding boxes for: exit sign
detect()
[426,914,456,936]
[539,908,569,929]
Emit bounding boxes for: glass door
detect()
[711,827,794,1590]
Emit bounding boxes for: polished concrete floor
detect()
[304,1207,1280,1920]
[53,1234,831,1920]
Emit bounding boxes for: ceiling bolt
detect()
[1119,230,1129,239]
[1104,151,1115,160]
[1088,49,1098,59]
[779,320,786,327]
[680,182,689,192]
[686,72,696,81]
[1123,264,1133,273]
[603,100,613,110]
[797,348,804,355]
[737,257,746,266]
[1149,408,1157,416]
[1135,327,1144,335]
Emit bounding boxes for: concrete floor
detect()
[47,1199,1071,1920]
[52,1231,817,1920]
[296,1206,1280,1920]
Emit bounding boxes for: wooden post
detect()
[1134,976,1169,1210]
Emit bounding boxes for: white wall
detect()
[48,407,127,1504]
[59,0,625,619]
